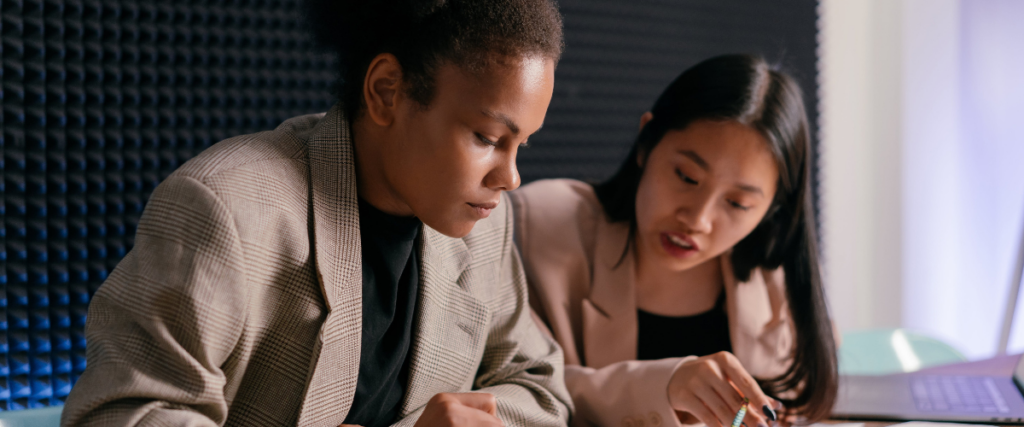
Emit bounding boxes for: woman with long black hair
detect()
[510,54,838,427]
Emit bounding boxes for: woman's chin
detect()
[423,217,478,239]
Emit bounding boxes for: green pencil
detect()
[731,398,750,427]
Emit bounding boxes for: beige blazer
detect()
[509,179,794,427]
[61,105,572,427]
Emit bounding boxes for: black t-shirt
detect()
[636,292,732,361]
[343,199,422,427]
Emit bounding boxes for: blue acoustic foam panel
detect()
[1,0,335,411]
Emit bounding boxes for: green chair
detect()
[838,328,966,376]
[0,405,63,427]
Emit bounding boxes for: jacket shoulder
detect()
[509,179,604,254]
[171,112,325,184]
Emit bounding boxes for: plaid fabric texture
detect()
[60,105,572,427]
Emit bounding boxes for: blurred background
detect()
[1,0,1022,414]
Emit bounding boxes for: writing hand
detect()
[668,351,780,427]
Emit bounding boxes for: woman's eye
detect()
[675,169,698,185]
[728,200,751,211]
[475,133,498,147]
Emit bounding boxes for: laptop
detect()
[832,214,1024,424]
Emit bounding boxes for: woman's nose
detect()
[677,196,714,234]
[484,150,521,192]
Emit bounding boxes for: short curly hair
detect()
[304,0,565,120]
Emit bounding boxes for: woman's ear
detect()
[362,53,404,127]
[639,111,653,131]
[630,112,655,166]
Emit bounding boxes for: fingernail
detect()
[762,405,777,421]
[773,399,784,410]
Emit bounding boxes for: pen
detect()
[731,398,749,427]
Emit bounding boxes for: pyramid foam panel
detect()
[1,0,335,411]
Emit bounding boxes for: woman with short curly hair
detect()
[62,1,572,426]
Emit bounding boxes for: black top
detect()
[636,292,732,361]
[343,199,423,427]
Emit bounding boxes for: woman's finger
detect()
[716,353,773,413]
[704,364,745,410]
[447,392,498,416]
[698,384,741,427]
[707,379,767,427]
[687,399,724,427]
[741,403,770,427]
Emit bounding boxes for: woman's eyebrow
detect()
[677,149,765,196]
[481,109,521,135]
[677,149,709,170]
[736,183,765,196]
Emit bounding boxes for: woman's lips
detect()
[468,201,499,218]
[659,232,699,259]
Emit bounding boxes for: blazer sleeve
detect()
[565,358,696,427]
[61,175,249,426]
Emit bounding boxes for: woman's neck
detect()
[351,114,415,217]
[634,248,724,317]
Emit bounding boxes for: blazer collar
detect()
[399,225,484,416]
[582,218,639,368]
[298,104,364,426]
[297,104,480,425]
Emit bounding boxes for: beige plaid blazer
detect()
[61,105,572,427]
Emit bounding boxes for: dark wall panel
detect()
[522,0,820,184]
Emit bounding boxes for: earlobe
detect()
[639,111,654,131]
[363,53,404,127]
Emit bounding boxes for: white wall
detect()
[819,0,905,333]
[819,0,1024,359]
[900,0,969,355]
[954,0,1024,355]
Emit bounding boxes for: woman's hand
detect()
[668,351,780,427]
[413,392,505,427]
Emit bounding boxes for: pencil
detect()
[731,398,749,427]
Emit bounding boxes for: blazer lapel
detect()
[297,104,364,427]
[582,219,638,369]
[400,226,490,416]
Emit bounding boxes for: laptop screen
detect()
[1016,351,1024,392]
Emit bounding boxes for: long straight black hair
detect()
[594,54,837,421]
